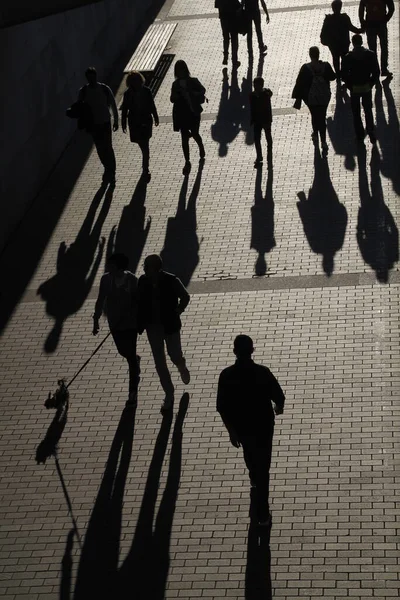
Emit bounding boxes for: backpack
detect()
[365,0,387,21]
[320,15,334,46]
[307,65,331,106]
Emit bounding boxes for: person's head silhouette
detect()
[331,0,342,14]
[85,66,97,86]
[144,254,163,278]
[352,34,363,48]
[234,335,254,359]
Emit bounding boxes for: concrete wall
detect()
[0,0,161,251]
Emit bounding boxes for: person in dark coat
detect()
[341,34,380,143]
[137,254,191,412]
[250,76,273,168]
[320,0,362,77]
[292,46,336,155]
[121,71,159,183]
[171,60,206,175]
[359,0,395,77]
[217,335,285,526]
[215,0,241,67]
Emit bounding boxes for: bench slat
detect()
[124,22,177,73]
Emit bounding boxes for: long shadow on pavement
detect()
[356,144,398,282]
[251,164,275,275]
[160,163,204,286]
[297,148,348,276]
[327,83,357,171]
[245,489,272,600]
[107,175,151,274]
[375,79,400,196]
[211,67,242,157]
[37,183,113,352]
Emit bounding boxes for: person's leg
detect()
[111,329,140,400]
[350,93,365,139]
[181,131,190,162]
[253,124,263,162]
[102,122,116,182]
[192,125,205,159]
[247,17,254,59]
[264,124,272,158]
[220,18,230,61]
[230,23,239,65]
[165,330,190,383]
[330,48,340,77]
[309,106,319,142]
[138,139,150,173]
[254,431,274,522]
[242,439,258,485]
[366,25,378,55]
[146,325,175,399]
[318,106,328,145]
[362,91,374,134]
[378,23,389,73]
[253,8,265,50]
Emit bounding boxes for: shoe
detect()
[311,132,318,145]
[126,392,137,408]
[161,396,174,413]
[368,132,377,145]
[254,159,263,168]
[321,141,328,155]
[232,60,241,68]
[258,514,272,527]
[178,364,190,385]
[143,170,151,183]
[222,55,228,66]
[381,69,392,78]
[260,44,268,55]
[182,161,191,175]
[199,149,205,160]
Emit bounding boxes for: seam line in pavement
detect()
[22,271,400,304]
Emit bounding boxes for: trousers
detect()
[366,22,389,72]
[111,329,140,394]
[308,105,328,142]
[350,91,374,139]
[146,324,185,398]
[91,122,116,181]
[241,429,274,521]
[253,123,272,160]
[219,16,239,62]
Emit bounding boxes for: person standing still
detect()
[250,76,273,168]
[246,0,270,59]
[359,0,395,77]
[292,46,336,155]
[217,335,285,526]
[78,67,118,185]
[93,253,140,406]
[121,71,159,183]
[341,34,380,143]
[171,60,206,175]
[137,255,191,413]
[215,0,241,67]
[320,0,362,78]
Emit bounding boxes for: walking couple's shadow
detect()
[37,183,114,352]
[72,393,189,600]
[297,149,348,276]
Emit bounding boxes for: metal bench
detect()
[124,22,177,74]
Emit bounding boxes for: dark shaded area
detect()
[251,165,275,275]
[356,145,398,282]
[297,149,348,276]
[160,164,204,286]
[245,489,272,600]
[107,175,151,274]
[375,79,400,195]
[327,83,357,171]
[211,67,242,157]
[60,530,75,600]
[72,393,188,600]
[1,0,102,28]
[36,398,69,465]
[73,406,137,599]
[37,184,113,352]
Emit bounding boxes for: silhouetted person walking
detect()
[138,255,191,412]
[320,0,362,77]
[78,67,118,184]
[215,0,241,67]
[217,335,285,526]
[93,253,140,406]
[246,0,270,59]
[250,76,273,168]
[171,60,206,175]
[359,0,395,77]
[121,71,159,183]
[292,46,336,155]
[341,34,380,143]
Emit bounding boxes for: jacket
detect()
[137,271,190,334]
[250,88,273,125]
[292,60,336,106]
[341,46,380,91]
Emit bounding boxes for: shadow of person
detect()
[241,60,254,147]
[60,529,75,600]
[297,149,348,276]
[374,79,400,196]
[160,163,204,286]
[117,393,189,599]
[37,184,113,352]
[251,165,275,275]
[326,83,357,171]
[35,398,69,465]
[73,407,136,600]
[356,145,399,283]
[107,175,151,275]
[211,67,242,157]
[245,489,272,600]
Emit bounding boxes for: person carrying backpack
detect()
[292,46,336,155]
[170,60,206,175]
[359,0,395,77]
[320,0,362,77]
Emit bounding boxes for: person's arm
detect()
[93,275,108,335]
[385,0,395,22]
[105,85,119,130]
[175,277,190,314]
[370,52,381,85]
[346,14,362,33]
[267,369,285,415]
[260,0,270,22]
[149,89,159,126]
[358,0,366,26]
[78,86,86,102]
[325,62,337,82]
[121,92,128,133]
[170,81,180,103]
[292,65,307,103]
[249,94,255,124]
[217,372,241,447]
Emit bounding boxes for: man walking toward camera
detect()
[78,67,119,185]
[217,335,285,526]
[359,0,395,77]
[215,0,241,67]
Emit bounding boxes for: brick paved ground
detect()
[0,0,399,598]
